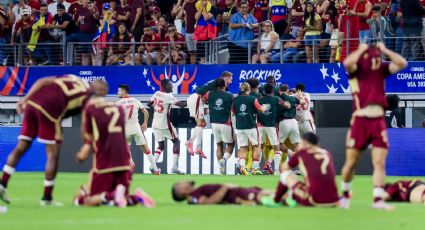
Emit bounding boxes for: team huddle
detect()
[0,42,424,209]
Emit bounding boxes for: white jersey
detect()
[150,91,178,129]
[296,92,313,122]
[117,97,145,126]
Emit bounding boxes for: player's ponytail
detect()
[239,82,251,95]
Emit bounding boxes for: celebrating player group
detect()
[1,42,422,210]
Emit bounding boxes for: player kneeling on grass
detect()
[233,83,266,175]
[74,81,155,208]
[383,180,425,205]
[268,132,339,207]
[171,181,274,205]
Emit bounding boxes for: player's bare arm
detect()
[196,186,229,204]
[16,77,57,114]
[278,98,291,109]
[376,42,408,74]
[76,143,92,162]
[343,43,369,74]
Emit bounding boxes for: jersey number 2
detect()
[104,107,122,133]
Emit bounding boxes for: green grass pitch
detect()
[0,173,424,230]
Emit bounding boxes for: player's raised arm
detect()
[376,42,408,74]
[197,185,230,204]
[343,43,370,74]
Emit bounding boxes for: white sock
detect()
[341,181,352,192]
[44,179,55,187]
[195,126,203,149]
[280,171,290,185]
[274,153,282,171]
[173,154,180,169]
[253,160,260,169]
[223,152,231,160]
[239,159,246,167]
[189,128,196,142]
[373,187,385,198]
[154,148,162,161]
[3,165,16,175]
[146,153,158,171]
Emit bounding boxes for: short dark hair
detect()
[161,79,171,88]
[296,83,305,92]
[245,78,260,89]
[264,83,274,95]
[372,5,381,12]
[118,84,130,93]
[171,184,185,202]
[279,84,289,92]
[41,3,48,8]
[216,78,226,89]
[386,94,400,110]
[266,76,275,82]
[302,132,319,145]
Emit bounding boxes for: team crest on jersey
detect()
[214,98,223,110]
[263,104,271,115]
[239,104,248,116]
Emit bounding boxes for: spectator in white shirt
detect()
[48,0,71,16]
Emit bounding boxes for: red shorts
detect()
[346,116,388,150]
[291,182,313,206]
[89,170,132,196]
[19,104,62,144]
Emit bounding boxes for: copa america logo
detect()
[214,98,223,110]
[263,103,271,115]
[240,104,246,112]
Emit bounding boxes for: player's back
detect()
[233,95,257,130]
[348,47,392,111]
[117,97,144,125]
[296,93,312,122]
[385,180,419,202]
[258,95,279,127]
[29,75,91,119]
[208,90,233,124]
[196,79,217,96]
[150,91,177,129]
[84,98,131,172]
[289,148,339,204]
[188,184,222,204]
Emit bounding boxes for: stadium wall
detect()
[1,120,424,176]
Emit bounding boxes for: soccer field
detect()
[0,173,424,230]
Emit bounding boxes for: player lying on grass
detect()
[383,180,425,204]
[270,132,339,207]
[171,181,274,205]
[74,81,155,208]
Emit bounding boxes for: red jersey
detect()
[14,17,35,43]
[292,0,304,27]
[83,98,132,173]
[348,47,391,112]
[188,184,262,204]
[68,1,82,21]
[385,180,424,202]
[162,33,185,49]
[288,148,339,205]
[355,0,373,30]
[371,0,391,15]
[141,32,162,51]
[28,75,91,120]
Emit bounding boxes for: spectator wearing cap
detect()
[106,22,134,65]
[181,0,197,64]
[129,0,144,41]
[75,0,99,65]
[113,0,130,27]
[51,3,77,38]
[228,2,258,64]
[157,24,186,65]
[10,0,31,25]
[135,26,162,65]
[48,0,71,16]
[11,8,34,45]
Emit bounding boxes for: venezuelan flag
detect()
[193,16,218,41]
[92,12,116,53]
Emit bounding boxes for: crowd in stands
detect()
[0,0,424,66]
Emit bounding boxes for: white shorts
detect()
[153,126,178,142]
[236,128,259,147]
[329,29,342,47]
[259,126,279,146]
[298,120,316,137]
[185,33,197,51]
[187,93,204,119]
[212,123,234,144]
[125,126,147,145]
[278,119,301,144]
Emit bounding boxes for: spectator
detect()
[400,0,425,61]
[352,0,372,43]
[114,0,130,27]
[48,0,71,16]
[291,0,305,38]
[0,5,7,64]
[11,8,33,44]
[31,3,54,65]
[385,94,404,128]
[157,24,186,65]
[252,0,269,23]
[268,0,292,36]
[326,0,340,63]
[317,0,330,32]
[10,0,31,25]
[95,3,117,65]
[135,26,162,65]
[106,22,134,65]
[68,0,82,21]
[368,5,386,41]
[147,5,161,27]
[228,2,258,64]
[75,0,99,66]
[51,3,76,39]
[217,0,237,35]
[194,0,216,64]
[277,30,305,63]
[252,20,280,64]
[182,0,197,64]
[303,1,322,63]
[156,15,168,39]
[171,0,185,34]
[129,0,144,41]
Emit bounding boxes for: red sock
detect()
[1,172,11,188]
[343,191,350,198]
[274,182,288,203]
[145,150,151,155]
[43,186,54,201]
[105,192,114,202]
